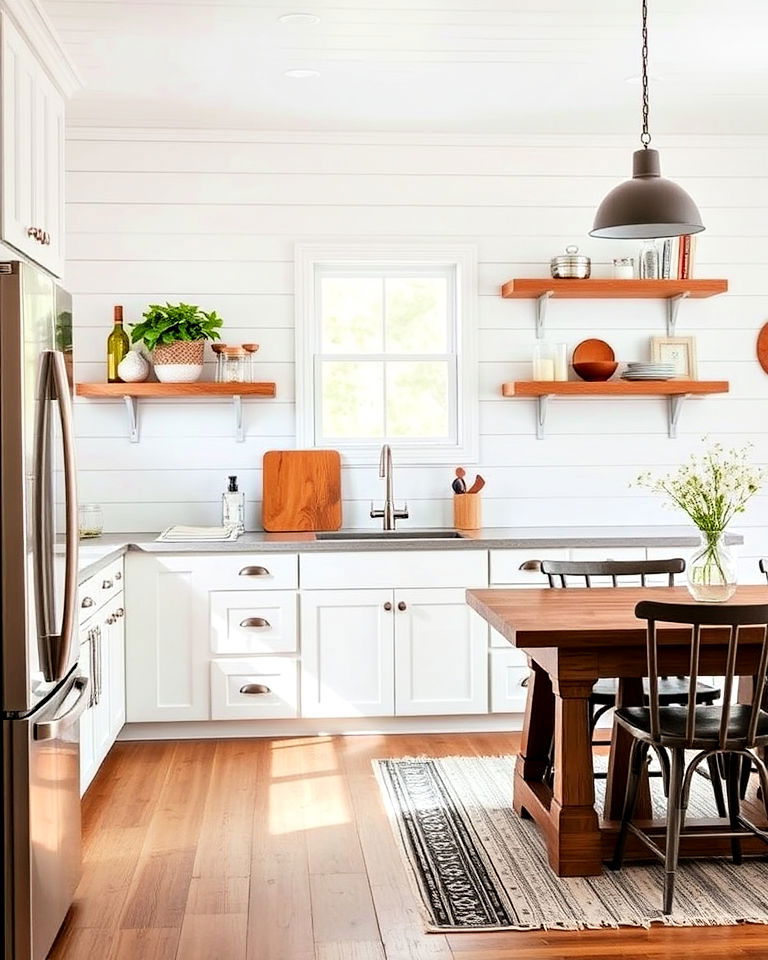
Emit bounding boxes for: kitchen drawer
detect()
[210,657,298,719]
[210,591,297,654]
[490,651,531,713]
[300,550,487,590]
[184,553,298,591]
[489,548,568,585]
[79,558,124,620]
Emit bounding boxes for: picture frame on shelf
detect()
[650,336,698,379]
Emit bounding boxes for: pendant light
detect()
[590,0,704,239]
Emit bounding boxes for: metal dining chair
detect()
[522,558,724,806]
[612,598,768,914]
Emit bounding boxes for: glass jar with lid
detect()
[78,504,103,539]
[220,346,248,383]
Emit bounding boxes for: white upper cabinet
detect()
[0,9,77,277]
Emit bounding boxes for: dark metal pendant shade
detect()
[590,149,704,240]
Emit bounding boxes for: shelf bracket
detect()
[667,394,689,439]
[667,291,690,336]
[536,395,551,440]
[123,395,139,443]
[233,395,244,442]
[536,291,554,339]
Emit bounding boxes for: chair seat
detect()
[591,677,720,706]
[616,703,768,749]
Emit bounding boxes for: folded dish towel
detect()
[156,525,240,543]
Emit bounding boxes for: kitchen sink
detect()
[316,530,466,541]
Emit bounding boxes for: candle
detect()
[533,357,555,380]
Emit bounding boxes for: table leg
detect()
[516,660,554,786]
[549,678,602,877]
[604,677,651,822]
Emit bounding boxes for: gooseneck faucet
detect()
[370,444,409,531]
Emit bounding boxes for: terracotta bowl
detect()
[572,360,618,381]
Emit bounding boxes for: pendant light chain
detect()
[640,0,651,147]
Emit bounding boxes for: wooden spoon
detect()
[466,475,485,495]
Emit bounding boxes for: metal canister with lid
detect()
[550,244,591,279]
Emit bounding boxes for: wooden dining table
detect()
[466,584,768,878]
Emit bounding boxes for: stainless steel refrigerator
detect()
[1,261,84,960]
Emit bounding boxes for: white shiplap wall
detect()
[65,130,768,573]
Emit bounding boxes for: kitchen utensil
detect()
[466,475,485,495]
[262,450,342,532]
[454,467,466,493]
[452,478,466,494]
[572,338,615,364]
[572,360,619,382]
[550,245,591,280]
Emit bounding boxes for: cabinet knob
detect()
[239,565,269,577]
[397,601,407,611]
[239,617,270,629]
[115,571,122,580]
[115,607,124,618]
[81,596,94,608]
[26,226,41,240]
[521,675,529,688]
[239,683,271,695]
[106,616,115,625]
[383,602,392,611]
[41,232,50,246]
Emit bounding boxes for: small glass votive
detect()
[532,341,556,380]
[78,504,103,539]
[613,257,634,279]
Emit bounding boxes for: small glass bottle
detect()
[222,476,245,534]
[613,257,634,279]
[220,346,248,383]
[639,241,660,279]
[78,504,104,539]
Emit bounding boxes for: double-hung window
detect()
[296,244,478,465]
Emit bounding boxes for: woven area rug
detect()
[374,754,768,931]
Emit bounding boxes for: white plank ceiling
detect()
[42,0,768,133]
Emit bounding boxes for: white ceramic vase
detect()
[116,348,150,383]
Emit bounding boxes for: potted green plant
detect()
[130,302,223,383]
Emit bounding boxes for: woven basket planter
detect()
[152,340,205,382]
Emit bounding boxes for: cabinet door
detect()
[394,588,488,716]
[1,14,38,261]
[78,632,95,795]
[300,589,394,718]
[126,554,210,721]
[107,596,126,739]
[32,70,65,276]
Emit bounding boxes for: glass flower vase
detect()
[687,530,737,602]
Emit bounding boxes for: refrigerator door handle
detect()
[33,674,90,740]
[33,350,78,682]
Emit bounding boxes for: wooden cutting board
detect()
[262,450,342,532]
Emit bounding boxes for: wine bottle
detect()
[107,305,130,383]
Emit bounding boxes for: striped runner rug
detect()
[374,754,768,930]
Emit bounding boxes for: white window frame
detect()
[295,242,478,466]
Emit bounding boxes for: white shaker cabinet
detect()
[0,12,66,276]
[394,589,487,716]
[300,589,395,718]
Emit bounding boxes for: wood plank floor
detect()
[49,733,768,960]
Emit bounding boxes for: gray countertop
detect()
[74,526,743,582]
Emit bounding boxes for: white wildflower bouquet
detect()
[635,442,764,534]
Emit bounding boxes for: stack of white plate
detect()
[622,362,677,381]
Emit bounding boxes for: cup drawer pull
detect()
[239,565,270,577]
[240,617,271,629]
[521,676,529,688]
[239,683,272,695]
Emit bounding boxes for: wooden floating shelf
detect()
[76,381,276,398]
[500,278,729,338]
[75,381,277,442]
[500,278,728,300]
[501,380,729,398]
[500,380,730,440]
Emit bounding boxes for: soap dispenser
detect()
[222,475,245,534]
